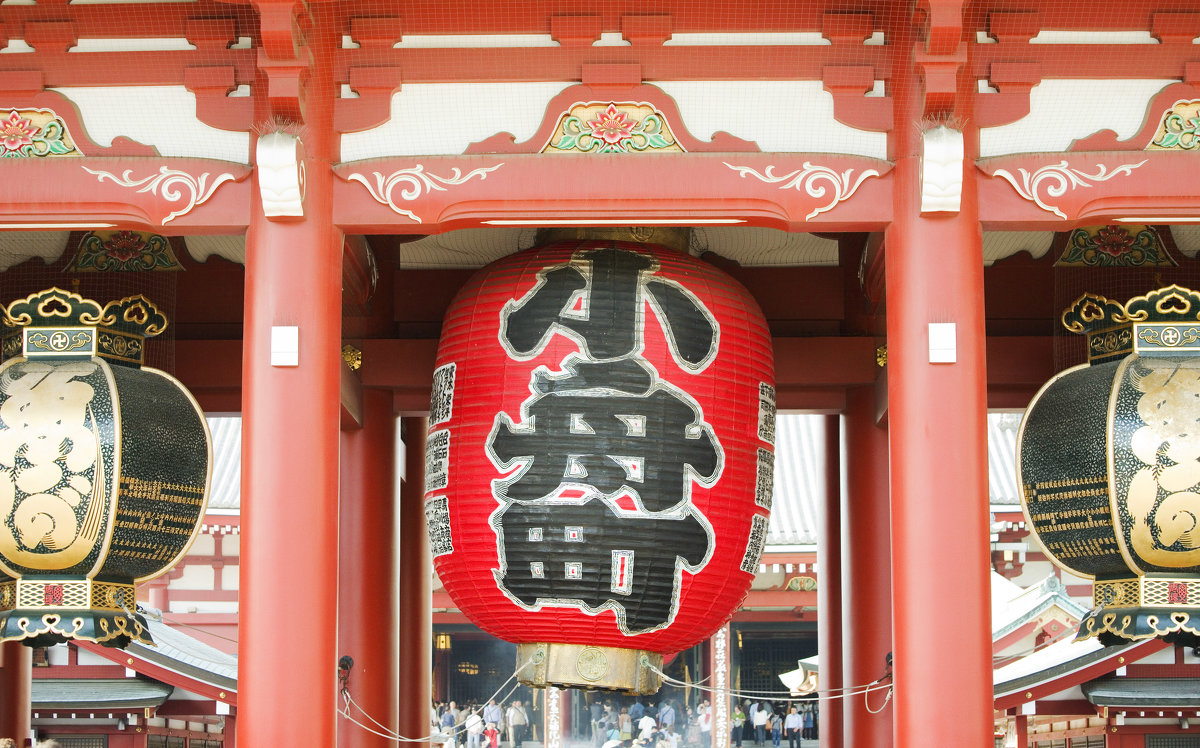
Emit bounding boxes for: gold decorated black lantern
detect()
[1019,286,1200,644]
[0,289,211,647]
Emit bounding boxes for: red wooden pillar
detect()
[1013,714,1028,748]
[398,417,432,743]
[238,85,343,746]
[338,389,399,747]
[884,28,992,747]
[0,641,30,745]
[840,387,892,748]
[817,415,843,748]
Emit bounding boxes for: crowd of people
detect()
[587,698,818,748]
[434,698,531,748]
[431,697,818,748]
[0,739,59,747]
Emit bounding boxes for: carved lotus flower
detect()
[0,111,36,153]
[587,104,636,146]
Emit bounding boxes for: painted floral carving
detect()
[68,231,183,272]
[724,162,881,220]
[544,102,682,154]
[346,164,502,222]
[1057,225,1175,268]
[1150,100,1200,150]
[992,160,1146,220]
[1,112,36,152]
[0,109,80,158]
[81,166,237,225]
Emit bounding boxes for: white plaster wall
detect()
[656,81,887,158]
[980,79,1175,157]
[46,643,69,666]
[340,82,571,160]
[167,564,215,591]
[76,648,113,666]
[341,80,888,159]
[189,533,215,556]
[168,600,237,614]
[52,86,250,162]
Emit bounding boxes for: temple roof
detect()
[991,573,1088,639]
[1083,678,1200,707]
[80,616,238,700]
[33,679,173,710]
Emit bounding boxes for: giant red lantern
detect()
[425,232,774,693]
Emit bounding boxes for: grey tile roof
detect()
[768,415,823,546]
[1083,678,1200,707]
[993,636,1141,697]
[126,617,237,693]
[33,679,172,709]
[205,416,241,513]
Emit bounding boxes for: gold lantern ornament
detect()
[0,288,211,647]
[1019,285,1200,645]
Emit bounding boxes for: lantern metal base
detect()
[0,579,150,647]
[0,609,151,648]
[1083,577,1200,645]
[516,643,663,694]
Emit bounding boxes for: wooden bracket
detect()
[823,65,892,132]
[914,0,966,117]
[252,0,310,123]
[184,66,254,132]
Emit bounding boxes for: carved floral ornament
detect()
[542,102,683,154]
[991,160,1146,220]
[724,162,881,220]
[1149,99,1200,150]
[81,166,238,225]
[1056,225,1176,268]
[346,164,502,222]
[0,109,81,158]
[68,231,183,273]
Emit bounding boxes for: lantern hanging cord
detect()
[646,661,893,702]
[339,678,524,744]
[337,652,536,743]
[863,682,893,714]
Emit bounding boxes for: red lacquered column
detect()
[885,33,992,746]
[0,641,30,744]
[238,76,343,744]
[338,389,399,747]
[840,388,892,748]
[817,415,843,748]
[398,418,432,744]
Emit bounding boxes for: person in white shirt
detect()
[506,701,529,748]
[752,703,768,745]
[465,710,484,748]
[783,707,801,748]
[638,712,658,740]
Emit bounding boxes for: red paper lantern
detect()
[425,237,774,692]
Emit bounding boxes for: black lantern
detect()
[0,288,211,647]
[1019,285,1200,644]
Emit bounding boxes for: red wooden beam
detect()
[175,334,1056,414]
[333,154,893,234]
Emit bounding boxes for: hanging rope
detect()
[337,653,535,743]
